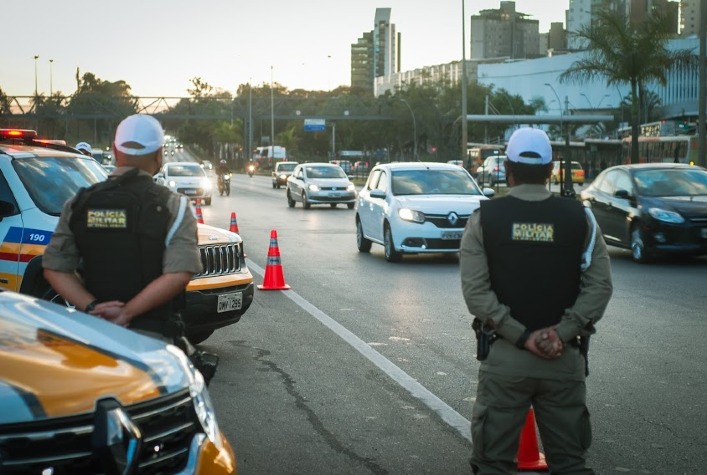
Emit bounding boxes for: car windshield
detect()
[278,163,296,172]
[13,156,107,215]
[391,169,481,196]
[306,166,346,179]
[168,164,205,177]
[633,168,707,197]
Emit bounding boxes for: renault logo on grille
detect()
[447,212,459,226]
[93,400,143,474]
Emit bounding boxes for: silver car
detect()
[476,155,508,186]
[286,163,357,209]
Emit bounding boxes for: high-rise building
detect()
[350,8,400,95]
[680,0,701,36]
[469,1,541,59]
[568,0,680,50]
[351,32,374,94]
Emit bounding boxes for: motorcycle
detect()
[218,173,231,196]
[247,164,255,178]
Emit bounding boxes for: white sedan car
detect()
[155,161,213,205]
[356,162,494,262]
[286,162,357,209]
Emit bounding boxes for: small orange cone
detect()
[195,202,204,224]
[257,229,291,290]
[517,408,548,471]
[229,212,239,233]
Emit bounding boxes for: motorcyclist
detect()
[216,159,229,181]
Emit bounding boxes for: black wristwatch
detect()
[515,329,532,349]
[84,300,99,313]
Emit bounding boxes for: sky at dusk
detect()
[3,0,569,98]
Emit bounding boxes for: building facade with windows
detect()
[470,1,541,59]
[350,8,400,95]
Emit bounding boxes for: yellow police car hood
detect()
[0,292,191,424]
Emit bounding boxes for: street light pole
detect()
[461,0,469,164]
[545,83,574,197]
[270,66,275,151]
[49,59,54,97]
[33,55,39,104]
[399,98,417,160]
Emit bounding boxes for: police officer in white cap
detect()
[460,127,613,474]
[43,114,215,379]
[75,141,92,157]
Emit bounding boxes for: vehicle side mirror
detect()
[370,189,386,199]
[0,200,16,218]
[482,187,496,198]
[614,189,631,199]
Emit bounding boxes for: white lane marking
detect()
[248,259,472,442]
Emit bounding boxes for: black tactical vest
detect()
[480,195,587,331]
[69,169,178,334]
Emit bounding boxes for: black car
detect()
[580,163,707,262]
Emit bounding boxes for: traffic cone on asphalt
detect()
[229,212,239,233]
[517,408,548,471]
[257,229,291,290]
[195,202,204,224]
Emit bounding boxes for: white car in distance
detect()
[155,161,213,205]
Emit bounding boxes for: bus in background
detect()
[467,143,505,173]
[253,145,287,170]
[621,135,698,165]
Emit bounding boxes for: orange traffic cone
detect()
[517,408,548,471]
[229,212,239,233]
[257,230,291,290]
[195,202,204,224]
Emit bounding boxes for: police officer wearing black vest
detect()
[460,127,613,474]
[43,114,202,348]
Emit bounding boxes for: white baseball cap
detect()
[75,141,91,153]
[114,114,164,156]
[505,127,552,165]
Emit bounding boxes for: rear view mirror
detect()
[614,189,631,199]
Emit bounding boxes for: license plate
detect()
[183,189,197,195]
[329,192,340,197]
[217,292,242,313]
[441,231,463,240]
[701,228,707,239]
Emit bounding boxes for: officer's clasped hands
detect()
[525,327,564,359]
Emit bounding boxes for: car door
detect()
[357,169,380,238]
[605,170,636,244]
[366,169,390,243]
[0,169,24,291]
[288,166,305,200]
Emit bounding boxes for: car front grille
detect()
[177,187,205,195]
[196,242,242,277]
[424,213,470,229]
[0,389,200,475]
[318,186,350,191]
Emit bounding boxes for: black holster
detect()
[472,318,497,361]
[579,335,590,377]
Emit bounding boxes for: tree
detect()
[560,9,696,163]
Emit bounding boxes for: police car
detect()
[0,290,237,474]
[0,129,254,344]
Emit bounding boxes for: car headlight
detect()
[308,184,320,192]
[648,207,685,224]
[279,174,287,179]
[346,184,356,192]
[202,180,212,190]
[167,346,222,448]
[398,208,425,223]
[168,180,177,188]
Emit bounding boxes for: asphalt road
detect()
[192,167,705,474]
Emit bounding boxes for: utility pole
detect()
[699,0,706,167]
[461,0,469,165]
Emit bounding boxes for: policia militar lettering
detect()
[43,114,218,383]
[460,127,613,474]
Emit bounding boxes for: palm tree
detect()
[560,9,696,164]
